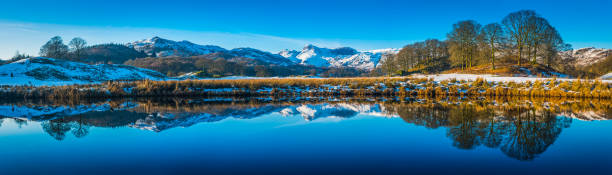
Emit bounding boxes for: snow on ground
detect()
[411,74,612,83]
[186,74,612,83]
[197,76,324,80]
[0,57,167,86]
[601,72,612,80]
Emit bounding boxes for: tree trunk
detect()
[491,47,496,70]
[518,45,522,66]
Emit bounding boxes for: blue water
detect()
[0,100,610,175]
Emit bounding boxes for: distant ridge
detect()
[126,37,399,69]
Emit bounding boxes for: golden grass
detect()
[0,76,610,100]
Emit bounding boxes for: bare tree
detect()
[481,23,504,70]
[40,36,68,59]
[502,10,537,66]
[69,37,87,59]
[379,53,397,76]
[448,20,481,70]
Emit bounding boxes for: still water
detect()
[0,97,611,175]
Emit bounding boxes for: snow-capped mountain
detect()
[0,57,167,86]
[228,48,295,65]
[127,36,226,57]
[279,45,400,69]
[560,47,611,67]
[127,37,398,69]
[126,37,295,65]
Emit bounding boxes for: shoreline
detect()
[1,76,610,100]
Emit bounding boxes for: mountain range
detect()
[126,37,399,69]
[126,37,611,70]
[0,36,610,86]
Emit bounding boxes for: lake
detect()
[0,97,611,175]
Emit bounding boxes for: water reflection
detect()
[0,97,610,161]
[386,103,576,160]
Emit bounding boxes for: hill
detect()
[0,57,166,86]
[79,43,148,64]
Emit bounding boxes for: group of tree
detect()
[38,36,148,64]
[40,36,87,60]
[379,10,572,76]
[379,39,450,75]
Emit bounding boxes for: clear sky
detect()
[1,0,611,59]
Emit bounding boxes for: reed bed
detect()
[0,77,610,100]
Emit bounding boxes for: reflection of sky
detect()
[0,114,611,174]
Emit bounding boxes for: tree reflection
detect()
[41,116,92,140]
[1,97,607,161]
[500,108,571,160]
[71,116,90,138]
[41,119,72,141]
[388,101,573,161]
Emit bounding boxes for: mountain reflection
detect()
[0,98,610,161]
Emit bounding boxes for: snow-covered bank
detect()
[178,74,612,83]
[411,74,612,83]
[0,57,167,86]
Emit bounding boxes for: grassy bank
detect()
[0,77,611,100]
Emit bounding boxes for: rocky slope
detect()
[560,47,611,67]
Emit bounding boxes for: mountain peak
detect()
[303,44,319,50]
[146,36,167,43]
[127,37,227,57]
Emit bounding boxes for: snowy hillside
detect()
[560,47,611,67]
[229,48,295,65]
[279,45,400,69]
[0,57,167,86]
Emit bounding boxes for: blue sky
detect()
[1,0,611,59]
